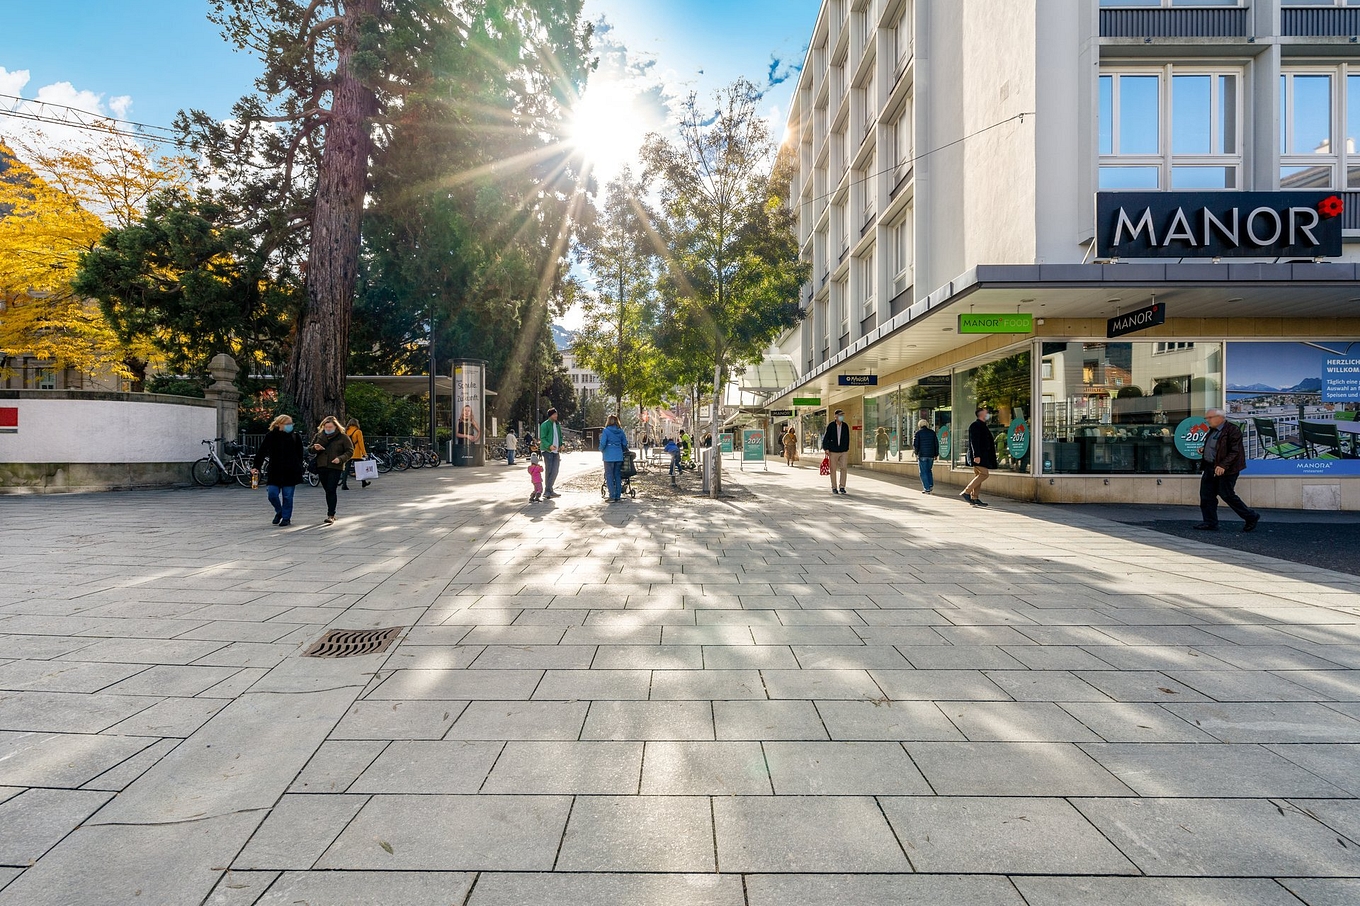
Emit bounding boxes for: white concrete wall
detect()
[0,397,216,463]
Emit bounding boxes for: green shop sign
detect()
[1007,418,1031,459]
[958,313,1033,334]
[792,397,821,407]
[1174,415,1210,460]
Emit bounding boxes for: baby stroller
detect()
[601,451,638,499]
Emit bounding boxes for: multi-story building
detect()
[771,0,1360,509]
[561,350,602,397]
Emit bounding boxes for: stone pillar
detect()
[203,354,241,452]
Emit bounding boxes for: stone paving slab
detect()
[2,457,1360,900]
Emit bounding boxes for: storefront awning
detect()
[766,262,1360,409]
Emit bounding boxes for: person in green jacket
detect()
[538,408,562,499]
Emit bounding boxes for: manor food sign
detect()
[1096,192,1343,259]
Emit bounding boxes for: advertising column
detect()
[452,360,486,466]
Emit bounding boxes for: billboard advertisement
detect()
[1227,342,1360,476]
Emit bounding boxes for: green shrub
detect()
[344,382,424,436]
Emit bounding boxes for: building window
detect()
[835,277,850,345]
[1040,341,1223,475]
[36,368,56,390]
[891,217,911,296]
[857,249,875,320]
[1100,66,1242,190]
[1281,66,1360,189]
[952,349,1032,471]
[892,108,911,180]
[891,1,911,75]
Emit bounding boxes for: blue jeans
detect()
[267,484,295,521]
[604,460,623,500]
[917,457,935,491]
[507,449,516,465]
[543,451,560,494]
[669,453,680,475]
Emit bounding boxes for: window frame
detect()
[857,248,876,320]
[1280,64,1360,190]
[1099,63,1246,191]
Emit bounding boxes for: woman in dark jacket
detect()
[311,415,355,524]
[253,414,306,526]
[912,419,939,494]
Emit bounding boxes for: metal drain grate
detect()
[302,627,404,658]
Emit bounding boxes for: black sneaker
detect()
[1243,515,1260,532]
[839,487,847,495]
[959,491,972,501]
[272,513,282,525]
[973,499,989,508]
[831,489,840,495]
[279,519,291,527]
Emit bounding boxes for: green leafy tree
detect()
[642,81,808,495]
[344,381,424,436]
[573,168,658,416]
[74,190,301,380]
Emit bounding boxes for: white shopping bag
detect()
[354,459,379,481]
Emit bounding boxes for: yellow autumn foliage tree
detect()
[0,124,190,381]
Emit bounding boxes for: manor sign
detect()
[1096,192,1343,259]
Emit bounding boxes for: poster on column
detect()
[453,361,485,466]
[1227,342,1360,475]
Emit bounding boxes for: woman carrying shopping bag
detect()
[342,418,369,489]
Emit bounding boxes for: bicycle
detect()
[191,438,255,488]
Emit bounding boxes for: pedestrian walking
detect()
[538,408,562,499]
[311,415,354,524]
[341,417,369,489]
[505,428,518,466]
[822,408,851,495]
[252,414,305,526]
[961,407,997,507]
[1196,408,1261,532]
[600,414,630,503]
[665,436,681,478]
[783,426,798,466]
[913,419,939,494]
[527,452,544,502]
[642,434,654,461]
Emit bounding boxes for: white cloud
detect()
[0,66,30,98]
[0,68,140,156]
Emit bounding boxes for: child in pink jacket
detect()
[528,452,544,502]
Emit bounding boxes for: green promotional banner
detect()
[792,397,821,407]
[742,429,765,462]
[1007,418,1031,459]
[1174,415,1210,460]
[720,433,734,453]
[958,313,1033,334]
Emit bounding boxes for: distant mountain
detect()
[552,324,575,351]
[1227,383,1279,392]
[1285,377,1322,392]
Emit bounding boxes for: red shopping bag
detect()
[819,456,830,476]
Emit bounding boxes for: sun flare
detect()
[568,78,650,182]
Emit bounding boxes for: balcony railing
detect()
[1099,7,1248,38]
[1281,7,1360,37]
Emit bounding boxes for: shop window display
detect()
[953,350,1032,473]
[1040,341,1222,474]
[863,375,951,463]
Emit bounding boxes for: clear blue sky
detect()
[0,0,820,134]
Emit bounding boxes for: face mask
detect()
[283,424,294,433]
[324,427,336,435]
[836,416,843,423]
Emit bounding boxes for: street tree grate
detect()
[302,627,404,658]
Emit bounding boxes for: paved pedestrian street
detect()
[1,457,1359,905]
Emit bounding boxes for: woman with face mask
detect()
[252,414,306,526]
[311,415,355,524]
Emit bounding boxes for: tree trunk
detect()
[710,357,722,497]
[283,0,379,432]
